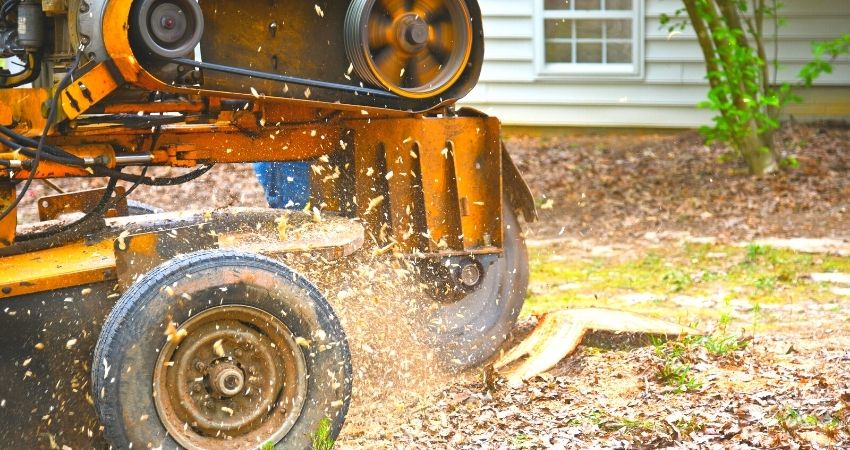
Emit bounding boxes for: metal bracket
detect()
[37,186,128,221]
[60,62,120,120]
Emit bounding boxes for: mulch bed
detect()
[507,122,850,241]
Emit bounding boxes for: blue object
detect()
[253,161,312,209]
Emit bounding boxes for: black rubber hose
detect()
[99,164,214,186]
[0,126,85,163]
[0,52,82,224]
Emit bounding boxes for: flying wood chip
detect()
[494,308,702,385]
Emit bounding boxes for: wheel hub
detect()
[396,14,429,52]
[153,305,307,450]
[208,362,245,398]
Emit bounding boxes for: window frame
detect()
[534,0,645,80]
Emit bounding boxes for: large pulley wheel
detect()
[427,197,530,369]
[130,0,205,59]
[92,250,352,450]
[344,0,473,98]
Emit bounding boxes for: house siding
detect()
[462,0,850,128]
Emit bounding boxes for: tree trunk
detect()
[738,122,779,175]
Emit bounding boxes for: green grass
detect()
[523,241,850,323]
[311,417,334,450]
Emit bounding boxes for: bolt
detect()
[79,2,89,13]
[459,263,482,287]
[195,361,206,372]
[233,348,244,358]
[80,35,90,46]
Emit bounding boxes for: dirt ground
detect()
[15,123,850,448]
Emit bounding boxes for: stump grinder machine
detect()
[0,0,536,447]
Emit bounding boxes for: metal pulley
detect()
[344,0,473,99]
[130,0,205,59]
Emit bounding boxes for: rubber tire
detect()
[428,201,529,369]
[92,250,352,450]
[126,200,163,215]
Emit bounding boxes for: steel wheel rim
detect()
[345,0,473,98]
[153,305,307,450]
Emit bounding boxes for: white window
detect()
[536,0,643,77]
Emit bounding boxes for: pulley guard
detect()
[76,0,484,113]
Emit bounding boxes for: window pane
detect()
[606,0,633,10]
[576,20,603,39]
[576,43,602,62]
[575,0,601,10]
[544,0,571,10]
[606,19,632,39]
[545,42,573,63]
[606,42,632,63]
[545,19,573,39]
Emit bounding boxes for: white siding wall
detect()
[462,0,850,128]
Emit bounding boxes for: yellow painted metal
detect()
[59,63,121,120]
[98,0,397,115]
[0,181,15,248]
[348,115,503,253]
[0,88,49,132]
[0,239,116,299]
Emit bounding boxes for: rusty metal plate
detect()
[38,186,128,221]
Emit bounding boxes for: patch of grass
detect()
[745,244,770,262]
[604,416,657,433]
[778,407,822,430]
[753,275,777,292]
[686,334,749,356]
[510,433,535,448]
[822,417,842,438]
[566,409,605,427]
[523,241,850,320]
[656,360,701,393]
[652,337,702,394]
[311,417,334,450]
[673,416,706,435]
[662,270,691,292]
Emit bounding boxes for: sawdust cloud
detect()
[290,251,465,442]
